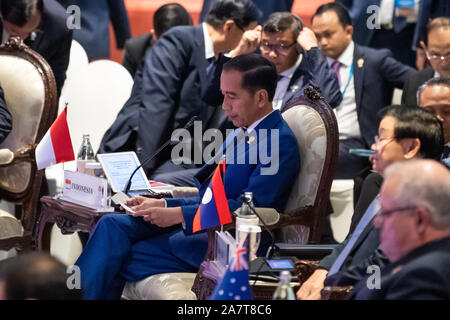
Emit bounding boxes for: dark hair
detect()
[422,17,450,46]
[382,105,444,160]
[223,53,277,101]
[417,77,450,105]
[0,0,43,27]
[312,2,352,27]
[205,0,261,30]
[153,3,193,38]
[262,12,303,41]
[0,252,82,300]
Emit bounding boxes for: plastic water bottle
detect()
[272,271,296,300]
[77,134,95,174]
[236,192,261,261]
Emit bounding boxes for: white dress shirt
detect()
[272,55,302,110]
[327,41,362,140]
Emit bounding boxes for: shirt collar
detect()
[328,41,354,67]
[279,54,303,79]
[245,110,275,133]
[202,23,215,60]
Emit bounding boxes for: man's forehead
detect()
[421,85,450,106]
[262,29,294,42]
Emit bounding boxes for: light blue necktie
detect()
[327,196,380,276]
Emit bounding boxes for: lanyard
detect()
[341,63,354,97]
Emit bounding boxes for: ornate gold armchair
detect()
[0,37,58,252]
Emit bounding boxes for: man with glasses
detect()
[350,159,450,300]
[417,77,450,168]
[259,12,342,110]
[402,17,450,107]
[311,3,415,179]
[297,105,444,300]
[100,0,261,181]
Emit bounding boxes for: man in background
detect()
[0,0,72,96]
[57,0,130,61]
[311,2,415,179]
[402,17,450,107]
[122,3,193,78]
[417,77,450,166]
[350,160,450,300]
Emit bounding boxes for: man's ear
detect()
[403,138,421,160]
[150,29,157,40]
[414,206,432,238]
[255,89,268,107]
[345,25,354,38]
[223,20,235,34]
[420,40,426,50]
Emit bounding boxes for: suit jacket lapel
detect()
[353,44,364,113]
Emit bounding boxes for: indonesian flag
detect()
[192,161,232,233]
[35,107,75,169]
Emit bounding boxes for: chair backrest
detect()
[277,86,339,244]
[0,37,58,231]
[60,59,133,155]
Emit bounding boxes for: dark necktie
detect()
[331,60,342,87]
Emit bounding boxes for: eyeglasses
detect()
[375,206,417,219]
[260,41,296,54]
[425,50,450,63]
[374,135,396,149]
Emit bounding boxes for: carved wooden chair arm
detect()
[0,144,36,167]
[320,285,354,300]
[294,259,320,284]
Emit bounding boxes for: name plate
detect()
[62,170,111,210]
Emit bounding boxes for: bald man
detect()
[350,160,450,300]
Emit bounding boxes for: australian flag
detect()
[193,160,232,233]
[210,241,253,300]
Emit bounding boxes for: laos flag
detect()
[193,161,232,233]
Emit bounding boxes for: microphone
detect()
[123,116,198,195]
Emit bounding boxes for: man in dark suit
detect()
[56,0,130,61]
[0,0,72,96]
[99,0,262,181]
[76,54,300,300]
[0,87,12,144]
[200,0,293,24]
[260,12,342,110]
[417,77,450,168]
[311,3,415,179]
[336,0,417,68]
[350,159,450,300]
[122,3,193,78]
[402,17,450,107]
[297,105,444,300]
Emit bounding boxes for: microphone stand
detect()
[123,116,198,195]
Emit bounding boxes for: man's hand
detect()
[297,27,319,51]
[232,25,262,57]
[132,206,185,228]
[123,196,165,212]
[296,269,328,300]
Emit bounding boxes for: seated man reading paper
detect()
[75,54,300,300]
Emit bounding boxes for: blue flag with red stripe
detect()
[193,161,232,233]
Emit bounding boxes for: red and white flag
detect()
[36,107,75,169]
